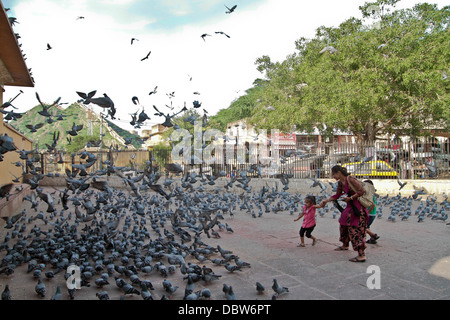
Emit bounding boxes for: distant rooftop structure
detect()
[142,124,169,149]
[0,2,34,191]
[0,1,34,87]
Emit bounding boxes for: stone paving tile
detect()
[0,185,449,300]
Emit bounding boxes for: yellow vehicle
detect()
[343,160,398,178]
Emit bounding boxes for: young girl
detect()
[294,195,319,247]
[364,180,379,244]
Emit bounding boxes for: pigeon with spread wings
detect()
[67,122,84,136]
[153,105,187,128]
[225,4,237,14]
[141,51,151,61]
[76,90,97,104]
[35,92,61,117]
[215,31,230,38]
[201,33,211,42]
[25,123,44,133]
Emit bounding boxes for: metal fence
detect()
[35,137,449,180]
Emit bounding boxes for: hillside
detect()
[8,102,142,151]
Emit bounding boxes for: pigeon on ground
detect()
[35,278,46,298]
[140,283,153,300]
[96,291,110,300]
[225,285,236,300]
[1,285,12,300]
[121,283,140,296]
[50,285,62,300]
[272,278,289,296]
[256,282,265,294]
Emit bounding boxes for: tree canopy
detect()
[211,1,449,143]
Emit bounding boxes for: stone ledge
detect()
[17,175,450,202]
[0,184,31,218]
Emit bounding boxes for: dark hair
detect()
[305,195,316,205]
[331,165,349,176]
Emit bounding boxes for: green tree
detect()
[209,81,268,132]
[248,1,449,143]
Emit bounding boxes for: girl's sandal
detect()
[297,243,306,247]
[334,246,348,251]
[349,257,366,263]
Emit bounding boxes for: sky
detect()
[2,0,448,132]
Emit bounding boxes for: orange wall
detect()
[0,87,33,186]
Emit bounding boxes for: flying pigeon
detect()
[396,178,407,190]
[320,46,338,54]
[225,4,237,14]
[141,51,151,61]
[25,123,44,133]
[201,33,211,42]
[67,122,84,136]
[215,31,230,38]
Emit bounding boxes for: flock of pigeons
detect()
[0,147,448,300]
[1,84,448,301]
[0,144,305,300]
[1,3,449,301]
[3,3,241,137]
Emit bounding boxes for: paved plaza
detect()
[0,184,449,301]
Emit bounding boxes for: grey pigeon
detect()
[256,282,265,294]
[140,283,153,300]
[1,285,12,300]
[25,123,44,133]
[50,285,62,300]
[425,164,438,177]
[412,189,426,200]
[184,275,195,297]
[200,288,211,299]
[67,122,84,136]
[320,46,337,54]
[121,283,140,296]
[35,278,46,298]
[396,178,407,190]
[163,279,179,296]
[96,291,110,300]
[224,263,242,272]
[225,4,237,14]
[0,133,17,154]
[95,277,110,288]
[272,278,289,296]
[225,285,236,300]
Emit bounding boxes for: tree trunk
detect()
[365,121,377,145]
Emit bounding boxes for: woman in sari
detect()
[318,165,369,262]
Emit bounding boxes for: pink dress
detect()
[302,206,316,228]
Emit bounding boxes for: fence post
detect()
[40,153,45,175]
[149,150,153,172]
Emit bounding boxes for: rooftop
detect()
[0,2,34,87]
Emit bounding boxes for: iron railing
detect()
[32,137,449,180]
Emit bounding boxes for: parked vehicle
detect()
[343,160,398,178]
